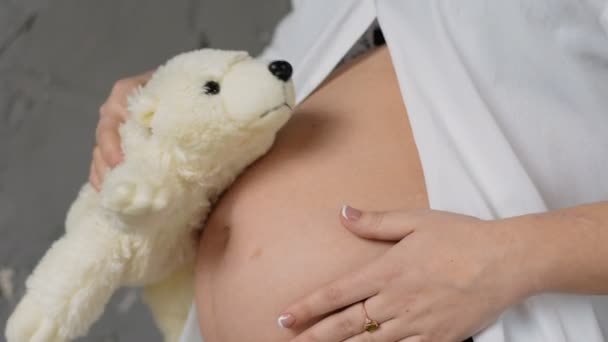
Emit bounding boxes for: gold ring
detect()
[361,301,380,332]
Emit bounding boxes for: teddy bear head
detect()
[127,49,295,182]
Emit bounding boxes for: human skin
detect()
[193,45,608,341]
[89,46,426,340]
[193,46,429,341]
[90,70,154,191]
[90,45,608,341]
[277,203,608,341]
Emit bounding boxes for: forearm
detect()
[501,201,608,296]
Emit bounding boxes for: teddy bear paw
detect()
[6,296,67,342]
[102,180,169,216]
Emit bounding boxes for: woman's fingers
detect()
[397,337,423,342]
[89,161,101,192]
[90,115,122,192]
[289,303,368,342]
[279,262,382,329]
[95,114,124,167]
[92,146,109,188]
[343,318,412,342]
[340,205,427,241]
[289,296,407,342]
[88,70,154,191]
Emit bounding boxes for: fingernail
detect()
[277,313,295,328]
[341,204,362,221]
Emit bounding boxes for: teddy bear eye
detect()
[203,81,220,95]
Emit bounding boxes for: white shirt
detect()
[181,1,608,341]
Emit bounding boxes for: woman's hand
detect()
[278,206,535,342]
[89,70,154,191]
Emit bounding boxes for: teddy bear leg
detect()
[6,231,124,342]
[143,262,194,342]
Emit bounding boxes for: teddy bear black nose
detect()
[268,60,292,82]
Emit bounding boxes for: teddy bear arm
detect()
[100,157,177,223]
[6,229,125,342]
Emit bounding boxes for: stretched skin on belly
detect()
[195,46,430,342]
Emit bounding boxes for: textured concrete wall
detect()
[0,0,290,340]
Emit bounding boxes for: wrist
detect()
[492,203,608,299]
[494,209,597,297]
[492,214,554,299]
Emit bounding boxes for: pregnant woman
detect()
[91,2,608,342]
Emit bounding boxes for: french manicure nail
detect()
[341,204,362,221]
[277,313,295,328]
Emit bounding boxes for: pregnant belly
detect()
[195,46,428,341]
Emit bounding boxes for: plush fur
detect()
[5,49,295,342]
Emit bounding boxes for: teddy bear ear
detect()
[127,86,158,127]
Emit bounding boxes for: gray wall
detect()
[0,0,290,340]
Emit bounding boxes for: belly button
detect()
[249,247,263,260]
[219,225,231,248]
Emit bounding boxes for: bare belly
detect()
[195,46,428,341]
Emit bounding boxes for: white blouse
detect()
[181,1,608,341]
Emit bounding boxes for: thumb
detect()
[340,205,421,241]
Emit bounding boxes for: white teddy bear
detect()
[5,49,295,342]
